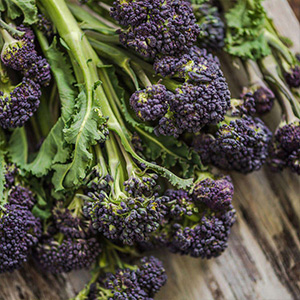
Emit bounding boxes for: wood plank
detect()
[0,1,299,299]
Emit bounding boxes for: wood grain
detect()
[0,1,299,299]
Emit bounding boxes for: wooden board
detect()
[0,1,299,299]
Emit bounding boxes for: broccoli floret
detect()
[170,80,230,132]
[1,28,35,71]
[195,115,272,173]
[0,76,41,129]
[269,121,300,174]
[35,236,101,274]
[111,0,200,58]
[35,196,101,273]
[1,26,51,87]
[192,173,234,211]
[36,14,54,38]
[129,84,172,122]
[84,138,168,246]
[194,2,225,49]
[88,256,167,299]
[0,164,41,273]
[284,66,300,88]
[230,92,256,116]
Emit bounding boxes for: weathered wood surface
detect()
[0,1,299,299]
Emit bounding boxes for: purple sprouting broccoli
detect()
[244,61,275,115]
[154,47,230,134]
[284,65,300,88]
[88,256,167,299]
[154,113,183,138]
[130,84,173,122]
[192,173,234,211]
[169,208,236,258]
[35,236,101,274]
[154,46,221,79]
[0,28,35,71]
[83,138,167,246]
[194,2,225,50]
[0,76,41,129]
[0,163,41,273]
[111,0,200,58]
[1,25,51,87]
[143,171,236,258]
[194,115,272,173]
[230,92,256,117]
[269,121,300,174]
[35,195,101,274]
[170,79,230,132]
[36,14,54,38]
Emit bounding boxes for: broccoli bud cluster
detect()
[269,121,300,174]
[89,256,167,299]
[195,115,272,173]
[0,165,41,273]
[84,173,168,245]
[111,0,200,58]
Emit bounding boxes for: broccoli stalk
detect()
[39,0,193,189]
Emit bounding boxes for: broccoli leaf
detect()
[0,0,38,24]
[45,39,76,123]
[8,127,28,169]
[53,86,107,191]
[224,0,271,60]
[26,118,70,177]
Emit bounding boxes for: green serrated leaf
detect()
[0,0,37,24]
[26,118,70,177]
[45,39,76,122]
[54,87,107,191]
[224,0,271,60]
[8,127,28,169]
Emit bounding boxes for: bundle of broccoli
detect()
[0,0,298,299]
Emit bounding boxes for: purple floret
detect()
[137,256,167,297]
[165,189,195,218]
[284,66,300,88]
[231,92,256,116]
[268,122,300,174]
[112,0,200,58]
[170,80,230,132]
[4,163,18,188]
[154,46,221,79]
[253,87,275,114]
[169,208,236,258]
[192,176,234,211]
[1,35,35,71]
[8,185,36,210]
[129,84,172,121]
[154,115,183,138]
[35,236,101,273]
[0,204,42,273]
[85,192,167,245]
[199,116,272,173]
[194,3,225,49]
[22,55,52,87]
[0,78,41,129]
[89,256,166,299]
[36,14,53,38]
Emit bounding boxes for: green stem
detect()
[0,21,24,38]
